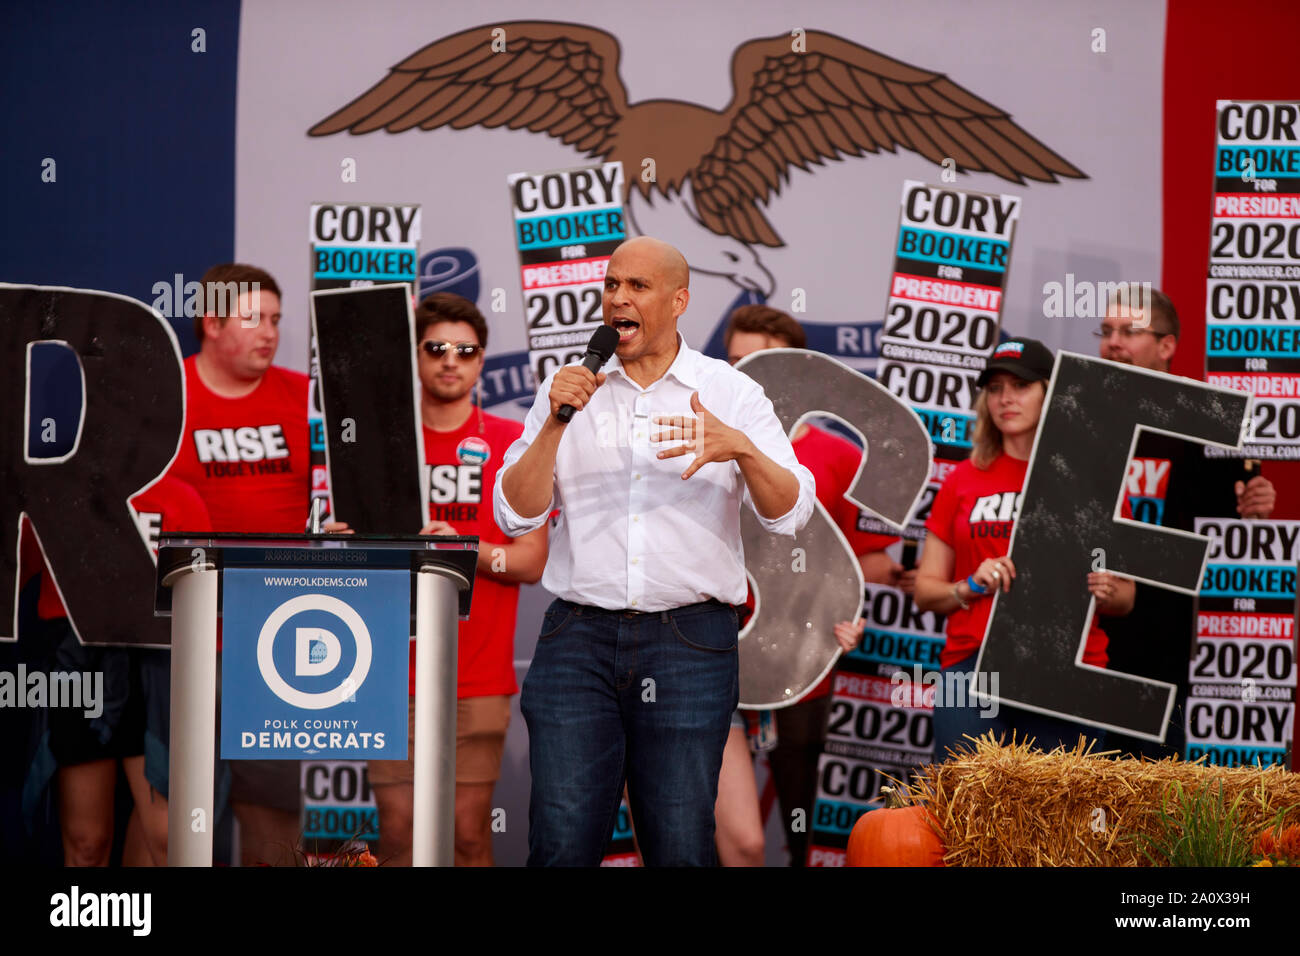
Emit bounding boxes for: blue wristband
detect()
[966,574,989,596]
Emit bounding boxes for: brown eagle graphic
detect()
[311,22,1085,294]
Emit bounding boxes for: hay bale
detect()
[903,734,1300,866]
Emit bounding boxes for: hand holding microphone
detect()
[553,325,620,423]
[549,366,607,422]
[503,325,621,522]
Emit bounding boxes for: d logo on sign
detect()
[296,626,342,676]
[257,594,372,710]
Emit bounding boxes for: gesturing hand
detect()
[653,391,752,480]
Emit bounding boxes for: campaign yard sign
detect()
[220,566,409,760]
[877,180,1017,457]
[806,583,944,866]
[1204,101,1300,460]
[507,161,625,387]
[1187,518,1298,766]
[308,202,422,514]
[863,181,1017,547]
[301,761,381,843]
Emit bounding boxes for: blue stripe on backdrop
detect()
[0,0,241,865]
[0,0,241,358]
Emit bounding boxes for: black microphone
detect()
[556,325,620,423]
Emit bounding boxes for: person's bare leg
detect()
[122,755,167,865]
[122,808,150,866]
[713,725,765,866]
[232,802,300,866]
[454,782,496,866]
[57,759,117,866]
[371,782,413,866]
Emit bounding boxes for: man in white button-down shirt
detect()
[494,236,815,865]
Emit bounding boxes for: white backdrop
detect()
[234,0,1165,864]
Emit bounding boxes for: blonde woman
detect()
[914,338,1133,757]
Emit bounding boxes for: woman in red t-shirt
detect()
[915,338,1134,758]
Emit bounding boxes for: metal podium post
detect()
[412,566,461,867]
[165,559,218,867]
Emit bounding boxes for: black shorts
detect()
[46,619,145,767]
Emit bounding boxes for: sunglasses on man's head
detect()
[421,340,483,359]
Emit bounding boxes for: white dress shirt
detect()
[494,333,815,611]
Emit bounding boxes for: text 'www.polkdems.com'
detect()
[262,575,369,587]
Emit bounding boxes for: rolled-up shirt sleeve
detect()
[492,372,557,538]
[735,382,815,537]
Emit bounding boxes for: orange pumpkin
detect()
[846,804,945,867]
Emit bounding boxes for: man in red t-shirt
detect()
[718,306,898,867]
[169,263,312,865]
[359,292,547,867]
[170,266,310,534]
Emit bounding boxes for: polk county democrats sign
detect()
[220,567,410,760]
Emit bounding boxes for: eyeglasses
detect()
[1092,326,1170,340]
[421,340,483,360]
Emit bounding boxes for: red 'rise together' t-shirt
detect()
[926,453,1109,670]
[419,411,526,699]
[169,356,311,533]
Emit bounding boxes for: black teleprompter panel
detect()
[977,353,1250,740]
[735,349,932,707]
[1,285,183,646]
[311,285,425,535]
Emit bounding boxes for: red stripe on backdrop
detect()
[1163,0,1300,519]
[1163,0,1300,772]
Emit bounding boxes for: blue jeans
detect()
[521,599,739,866]
[930,654,1107,759]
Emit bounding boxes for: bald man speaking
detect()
[495,236,814,866]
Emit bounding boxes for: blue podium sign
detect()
[221,566,409,759]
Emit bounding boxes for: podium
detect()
[155,533,477,867]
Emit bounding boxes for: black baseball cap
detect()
[976,337,1054,387]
